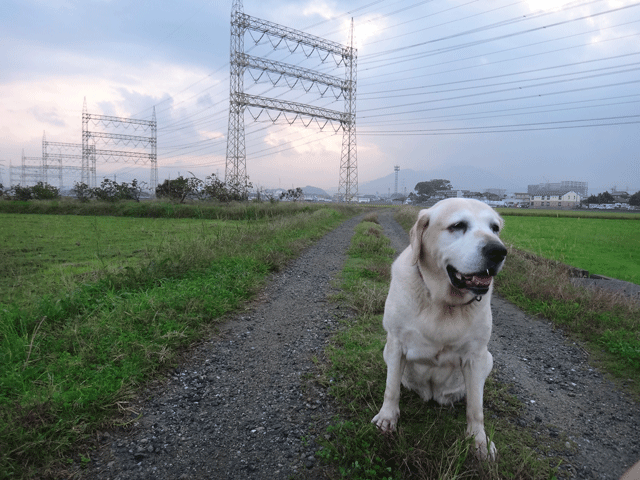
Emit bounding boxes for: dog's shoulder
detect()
[391,245,413,273]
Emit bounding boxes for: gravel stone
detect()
[80,210,640,480]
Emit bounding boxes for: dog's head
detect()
[410,198,507,301]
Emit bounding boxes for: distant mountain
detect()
[359,166,523,195]
[301,185,330,197]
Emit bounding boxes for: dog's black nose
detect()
[482,242,507,267]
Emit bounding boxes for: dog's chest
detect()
[404,338,461,366]
[402,326,472,366]
[401,315,478,366]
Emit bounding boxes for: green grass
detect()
[0,214,238,306]
[496,208,640,220]
[0,203,360,479]
[497,216,640,285]
[0,197,326,220]
[317,215,560,479]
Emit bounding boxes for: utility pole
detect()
[394,165,400,196]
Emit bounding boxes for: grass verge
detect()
[0,197,329,220]
[0,205,359,479]
[317,214,560,479]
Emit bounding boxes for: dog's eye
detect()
[448,221,467,233]
[490,224,500,234]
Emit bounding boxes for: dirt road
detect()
[84,210,640,479]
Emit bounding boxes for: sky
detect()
[1,0,639,195]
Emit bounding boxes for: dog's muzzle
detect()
[446,242,507,296]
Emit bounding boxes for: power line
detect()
[359,0,639,63]
[357,93,640,126]
[359,78,640,118]
[359,115,640,135]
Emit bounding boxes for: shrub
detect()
[31,182,60,200]
[11,185,33,201]
[92,178,145,202]
[71,182,92,203]
[156,176,199,203]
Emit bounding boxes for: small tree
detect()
[202,174,252,202]
[280,187,304,201]
[201,174,229,201]
[225,176,253,202]
[629,191,640,207]
[156,176,195,203]
[72,182,92,203]
[92,178,120,202]
[598,191,615,204]
[31,182,60,200]
[117,179,145,202]
[585,194,598,206]
[12,185,33,201]
[414,179,452,202]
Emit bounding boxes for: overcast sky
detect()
[1,0,639,194]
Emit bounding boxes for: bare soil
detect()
[81,210,640,480]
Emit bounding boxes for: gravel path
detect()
[82,210,640,480]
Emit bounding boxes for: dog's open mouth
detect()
[446,265,493,295]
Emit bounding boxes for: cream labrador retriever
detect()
[372,198,507,460]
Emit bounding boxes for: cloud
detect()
[302,1,337,20]
[29,106,67,127]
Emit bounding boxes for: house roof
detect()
[532,190,580,197]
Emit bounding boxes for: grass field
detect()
[0,203,358,479]
[0,214,237,306]
[496,208,640,220]
[497,215,640,285]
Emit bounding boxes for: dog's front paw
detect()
[473,436,497,461]
[371,407,399,432]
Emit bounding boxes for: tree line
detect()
[585,191,640,206]
[407,179,503,204]
[0,174,305,203]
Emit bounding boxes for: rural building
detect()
[531,190,581,209]
[611,189,630,203]
[434,189,466,199]
[514,192,531,206]
[528,180,588,197]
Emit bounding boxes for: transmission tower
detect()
[42,132,84,189]
[82,98,157,190]
[225,0,357,200]
[338,19,358,202]
[18,150,43,186]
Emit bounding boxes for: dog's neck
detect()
[416,265,482,307]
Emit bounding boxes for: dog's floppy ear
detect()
[409,209,430,265]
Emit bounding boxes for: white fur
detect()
[372,198,507,460]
